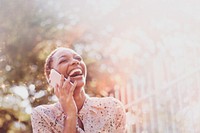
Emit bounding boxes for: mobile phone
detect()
[49,69,63,88]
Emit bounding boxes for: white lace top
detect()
[31,96,126,133]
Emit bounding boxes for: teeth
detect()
[69,68,82,76]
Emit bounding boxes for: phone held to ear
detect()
[49,69,66,88]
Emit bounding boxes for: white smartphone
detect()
[49,69,63,88]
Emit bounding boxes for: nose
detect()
[71,59,80,65]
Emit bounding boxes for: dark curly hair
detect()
[44,48,61,81]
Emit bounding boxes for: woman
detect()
[31,47,126,133]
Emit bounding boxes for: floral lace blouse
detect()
[31,96,126,133]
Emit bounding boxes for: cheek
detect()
[82,65,87,77]
[54,64,68,75]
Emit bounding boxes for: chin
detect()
[73,81,85,94]
[76,81,85,88]
[70,78,84,86]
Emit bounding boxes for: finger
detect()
[66,75,71,82]
[59,74,65,89]
[69,81,77,96]
[62,77,71,94]
[72,81,77,92]
[59,74,66,93]
[68,76,74,86]
[54,84,60,98]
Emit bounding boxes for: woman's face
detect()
[51,48,87,88]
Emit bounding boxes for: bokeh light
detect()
[1,0,200,132]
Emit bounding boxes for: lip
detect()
[70,75,83,79]
[67,67,84,77]
[69,75,84,83]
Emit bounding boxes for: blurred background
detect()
[0,0,200,132]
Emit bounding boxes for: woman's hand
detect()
[54,75,77,116]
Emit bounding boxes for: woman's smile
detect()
[68,68,83,77]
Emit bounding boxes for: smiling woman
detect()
[31,47,126,133]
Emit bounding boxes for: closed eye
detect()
[74,56,82,61]
[59,59,68,64]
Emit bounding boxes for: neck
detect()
[73,88,86,112]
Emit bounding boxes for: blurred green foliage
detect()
[0,0,131,132]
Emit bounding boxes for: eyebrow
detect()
[58,53,79,60]
[58,55,67,59]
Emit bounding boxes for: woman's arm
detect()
[63,115,77,133]
[55,75,78,133]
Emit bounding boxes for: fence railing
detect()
[111,67,200,133]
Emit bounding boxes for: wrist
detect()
[66,115,77,120]
[62,112,77,119]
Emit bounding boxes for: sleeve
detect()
[31,108,52,133]
[114,99,127,133]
